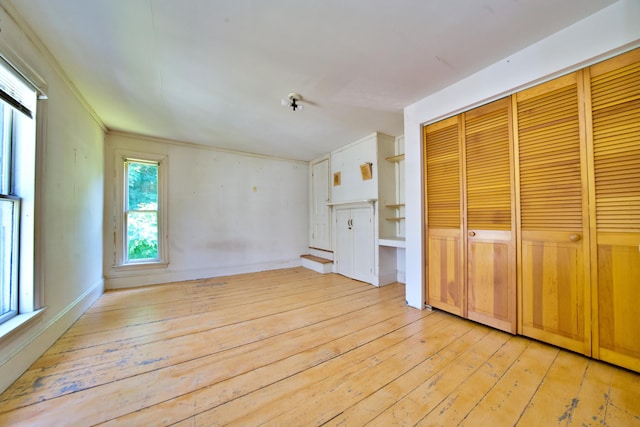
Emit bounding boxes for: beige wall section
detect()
[104,132,309,289]
[0,4,106,392]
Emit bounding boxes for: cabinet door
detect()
[424,117,464,316]
[464,98,516,333]
[351,207,374,283]
[335,209,354,278]
[310,158,331,250]
[514,72,591,355]
[587,48,640,372]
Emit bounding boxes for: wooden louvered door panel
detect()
[586,48,640,372]
[464,98,516,333]
[514,72,591,355]
[424,117,464,316]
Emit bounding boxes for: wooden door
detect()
[335,206,374,284]
[586,48,640,372]
[514,72,591,355]
[464,98,517,333]
[310,158,331,251]
[424,117,464,316]
[351,206,374,284]
[335,208,353,278]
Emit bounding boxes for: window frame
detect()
[113,150,168,269]
[124,158,160,264]
[0,55,43,334]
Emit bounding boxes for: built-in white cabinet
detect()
[307,132,403,286]
[329,132,398,286]
[335,205,375,283]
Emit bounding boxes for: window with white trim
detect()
[114,151,167,268]
[0,58,38,327]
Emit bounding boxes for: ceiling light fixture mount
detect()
[282,92,303,111]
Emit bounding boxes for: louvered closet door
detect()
[514,72,591,355]
[587,48,640,372]
[424,116,464,316]
[464,98,516,333]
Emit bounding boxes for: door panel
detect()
[587,47,640,371]
[464,98,516,333]
[515,72,591,355]
[335,209,353,278]
[310,158,331,250]
[520,230,586,350]
[467,230,514,332]
[424,117,464,316]
[351,207,374,283]
[596,237,640,371]
[427,229,463,315]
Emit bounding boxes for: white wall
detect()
[0,4,105,392]
[330,133,380,204]
[404,0,640,308]
[104,132,309,288]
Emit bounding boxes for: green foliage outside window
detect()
[126,161,159,261]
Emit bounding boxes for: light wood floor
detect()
[0,267,638,426]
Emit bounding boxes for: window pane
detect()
[127,162,158,210]
[0,104,11,195]
[127,211,158,260]
[0,199,17,321]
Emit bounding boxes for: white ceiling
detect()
[5,0,616,161]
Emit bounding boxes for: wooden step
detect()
[300,254,333,274]
[301,254,332,264]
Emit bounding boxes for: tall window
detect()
[114,151,167,268]
[125,159,159,263]
[0,58,38,327]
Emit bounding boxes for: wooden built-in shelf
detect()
[385,154,405,162]
[385,203,405,208]
[385,217,405,221]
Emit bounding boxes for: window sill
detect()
[112,262,169,272]
[0,308,46,343]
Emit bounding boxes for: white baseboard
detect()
[0,278,104,393]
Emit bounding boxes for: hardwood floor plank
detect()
[516,350,590,425]
[459,340,558,426]
[175,312,453,426]
[366,329,512,426]
[103,305,431,426]
[414,335,529,426]
[0,267,638,426]
[324,321,492,426]
[30,275,368,369]
[254,315,482,426]
[0,281,403,414]
[565,360,615,426]
[62,272,360,338]
[601,364,640,426]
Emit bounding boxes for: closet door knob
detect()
[468,231,476,237]
[569,233,581,242]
